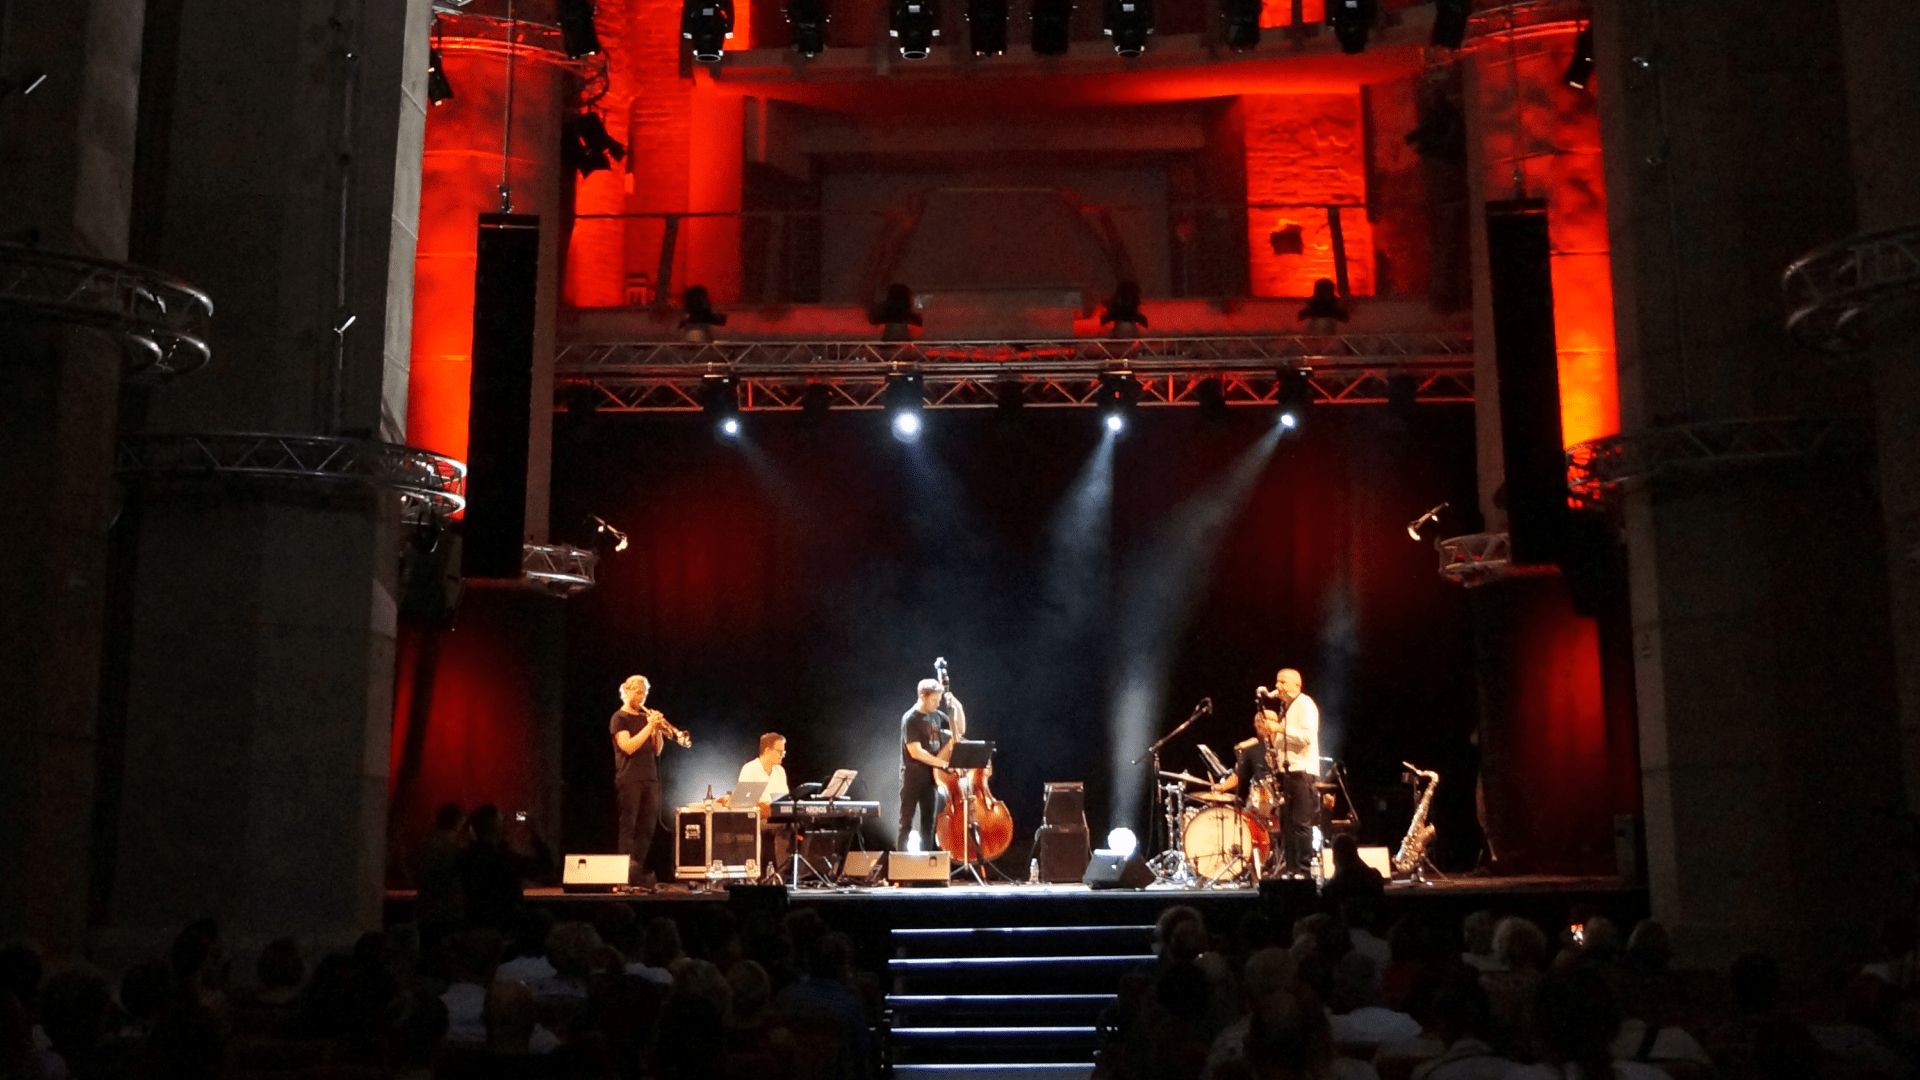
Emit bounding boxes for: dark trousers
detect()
[1282,770,1318,870]
[617,780,662,883]
[897,772,938,851]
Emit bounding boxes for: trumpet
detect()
[646,708,693,748]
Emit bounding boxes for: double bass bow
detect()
[931,658,1015,864]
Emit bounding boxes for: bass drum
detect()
[1182,806,1270,881]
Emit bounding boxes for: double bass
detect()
[931,659,1015,863]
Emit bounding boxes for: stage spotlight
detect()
[1328,0,1373,54]
[1032,0,1072,55]
[562,110,626,178]
[682,0,735,63]
[558,0,603,57]
[967,0,1008,55]
[1104,0,1153,57]
[886,372,925,440]
[787,0,829,56]
[1220,0,1259,50]
[701,374,740,437]
[995,378,1026,413]
[1430,0,1467,48]
[1096,371,1139,433]
[427,48,454,106]
[1564,22,1595,89]
[1195,377,1228,419]
[890,0,940,59]
[1406,502,1449,542]
[1276,367,1313,429]
[1106,827,1138,857]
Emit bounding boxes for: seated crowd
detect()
[1092,875,1920,1080]
[1,804,882,1080]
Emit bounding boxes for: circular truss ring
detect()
[0,242,213,379]
[1783,221,1920,354]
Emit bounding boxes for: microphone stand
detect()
[1132,698,1211,883]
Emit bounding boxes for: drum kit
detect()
[1148,769,1282,886]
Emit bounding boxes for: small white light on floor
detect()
[907,829,923,853]
[1106,827,1137,857]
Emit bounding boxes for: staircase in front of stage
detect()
[885,923,1154,1079]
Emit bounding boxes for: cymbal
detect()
[1158,770,1209,786]
[1191,791,1237,805]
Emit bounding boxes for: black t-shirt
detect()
[900,707,950,781]
[611,708,659,786]
[1234,738,1275,792]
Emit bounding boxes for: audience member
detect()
[1459,911,1501,973]
[1507,966,1664,1080]
[415,802,469,933]
[441,930,503,1046]
[457,806,553,931]
[630,916,682,987]
[36,968,113,1080]
[1327,952,1420,1051]
[1321,837,1386,929]
[1480,917,1546,1055]
[1406,966,1506,1080]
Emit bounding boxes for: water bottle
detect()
[1029,858,1039,883]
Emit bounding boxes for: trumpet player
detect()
[612,674,682,888]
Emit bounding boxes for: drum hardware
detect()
[1182,805,1269,885]
[1157,770,1210,787]
[1132,698,1213,886]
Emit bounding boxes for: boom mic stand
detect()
[1132,697,1212,884]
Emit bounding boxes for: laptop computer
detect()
[730,780,767,806]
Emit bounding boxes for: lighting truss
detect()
[1566,417,1874,501]
[116,432,468,520]
[1782,221,1920,353]
[553,334,1474,413]
[523,543,598,596]
[0,242,213,379]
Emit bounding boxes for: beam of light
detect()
[1107,423,1283,833]
[1026,430,1116,722]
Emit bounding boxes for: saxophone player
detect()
[1259,668,1320,876]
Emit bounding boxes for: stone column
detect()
[0,0,147,953]
[1594,0,1906,971]
[102,0,434,958]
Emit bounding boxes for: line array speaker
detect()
[465,213,540,579]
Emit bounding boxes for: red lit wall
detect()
[1243,93,1375,297]
[1474,26,1619,447]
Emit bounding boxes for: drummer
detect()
[1210,708,1282,806]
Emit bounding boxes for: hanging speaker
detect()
[465,213,540,579]
[1485,200,1566,565]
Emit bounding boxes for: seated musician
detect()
[1211,708,1282,800]
[725,733,790,816]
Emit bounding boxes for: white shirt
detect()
[442,982,487,1045]
[737,757,789,802]
[1279,692,1321,776]
[1327,1005,1422,1046]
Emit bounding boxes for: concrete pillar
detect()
[102,0,432,957]
[0,0,147,953]
[1593,0,1906,972]
[1835,1,1920,820]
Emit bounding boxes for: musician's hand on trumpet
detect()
[644,707,693,749]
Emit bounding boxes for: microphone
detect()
[1202,697,1213,713]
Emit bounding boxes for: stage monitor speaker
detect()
[841,850,884,883]
[562,854,629,892]
[887,851,949,885]
[1486,199,1566,566]
[1083,850,1152,890]
[1042,782,1088,829]
[1033,825,1091,883]
[465,212,540,579]
[1318,844,1392,880]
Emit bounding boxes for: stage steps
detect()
[885,924,1153,1077]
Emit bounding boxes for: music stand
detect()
[821,768,857,801]
[943,741,993,884]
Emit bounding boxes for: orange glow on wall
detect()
[1475,28,1619,447]
[1243,94,1373,297]
[1262,0,1326,27]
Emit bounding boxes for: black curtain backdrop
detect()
[552,403,1484,873]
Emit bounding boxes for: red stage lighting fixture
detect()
[1430,0,1467,49]
[1104,0,1153,56]
[891,0,940,58]
[787,0,829,56]
[558,0,603,57]
[967,0,1008,55]
[1032,0,1072,55]
[1564,23,1595,89]
[1328,0,1372,54]
[1220,0,1259,50]
[427,48,453,106]
[682,0,735,63]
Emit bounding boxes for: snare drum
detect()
[1181,806,1270,881]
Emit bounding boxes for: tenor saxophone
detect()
[1392,764,1439,875]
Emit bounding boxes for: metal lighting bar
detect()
[117,432,468,520]
[555,333,1474,413]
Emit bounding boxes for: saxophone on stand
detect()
[1391,762,1442,880]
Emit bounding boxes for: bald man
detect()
[1257,668,1321,876]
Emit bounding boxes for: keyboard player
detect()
[723,733,791,870]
